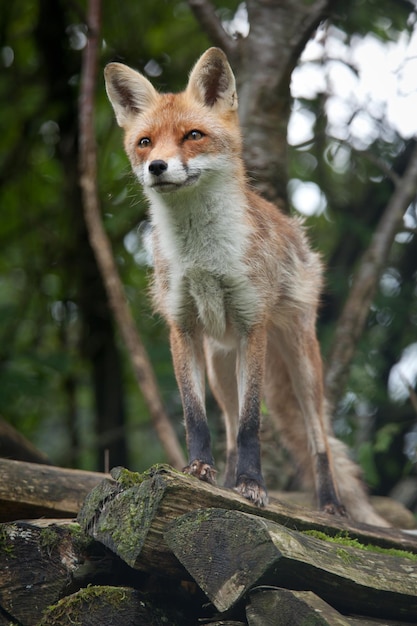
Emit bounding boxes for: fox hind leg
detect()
[205,341,239,487]
[265,325,345,516]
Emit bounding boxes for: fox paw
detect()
[321,501,347,517]
[235,475,268,508]
[183,460,216,485]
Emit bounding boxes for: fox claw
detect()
[321,501,347,517]
[235,476,268,508]
[183,460,217,485]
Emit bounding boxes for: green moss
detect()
[335,546,359,565]
[0,525,16,557]
[40,586,131,624]
[110,466,144,488]
[67,522,93,552]
[143,463,185,481]
[110,463,180,488]
[39,527,60,556]
[95,472,167,567]
[303,529,417,561]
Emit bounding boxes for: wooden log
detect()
[245,587,417,626]
[36,582,216,626]
[0,458,107,522]
[0,518,152,626]
[203,623,246,626]
[0,616,18,626]
[164,507,417,620]
[246,587,351,626]
[0,519,90,625]
[36,586,185,626]
[77,464,417,580]
[274,491,416,530]
[347,617,417,626]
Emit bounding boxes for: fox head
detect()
[104,48,242,195]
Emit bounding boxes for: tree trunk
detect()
[35,0,129,470]
[189,0,335,205]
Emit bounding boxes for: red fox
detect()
[105,47,388,525]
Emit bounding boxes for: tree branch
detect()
[0,418,51,465]
[78,0,185,469]
[325,141,417,411]
[187,0,237,59]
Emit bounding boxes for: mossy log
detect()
[165,508,417,619]
[36,585,191,626]
[77,464,417,580]
[2,464,417,625]
[0,518,151,626]
[36,587,145,626]
[0,458,107,522]
[0,519,90,625]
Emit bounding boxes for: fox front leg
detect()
[169,324,216,485]
[235,324,268,507]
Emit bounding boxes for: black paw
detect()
[321,500,347,517]
[183,460,217,485]
[235,475,268,507]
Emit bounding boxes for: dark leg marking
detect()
[235,413,268,508]
[316,452,346,516]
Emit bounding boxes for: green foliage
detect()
[0,0,416,499]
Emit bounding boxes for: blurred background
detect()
[1,0,416,514]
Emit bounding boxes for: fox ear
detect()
[104,63,158,128]
[187,47,238,112]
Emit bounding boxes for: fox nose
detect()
[149,160,168,176]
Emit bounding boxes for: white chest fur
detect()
[148,182,259,340]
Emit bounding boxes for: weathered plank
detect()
[164,507,417,620]
[77,464,417,580]
[0,458,107,522]
[246,587,351,626]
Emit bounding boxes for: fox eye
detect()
[138,137,151,148]
[185,130,204,141]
